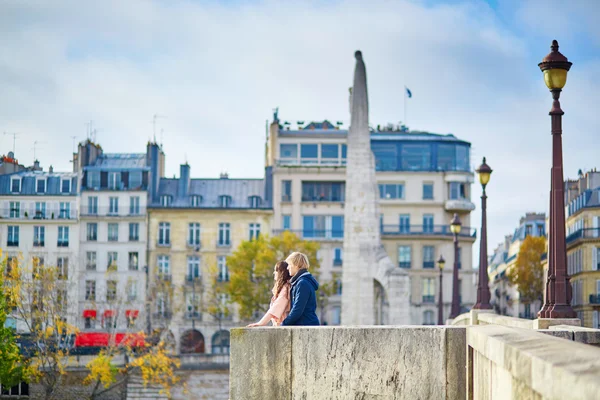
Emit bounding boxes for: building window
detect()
[280,144,298,160]
[128,252,139,271]
[86,252,97,271]
[33,226,45,247]
[300,144,318,164]
[9,201,20,218]
[85,315,95,329]
[127,280,138,302]
[398,246,411,268]
[11,178,21,193]
[218,223,231,246]
[87,223,98,241]
[158,222,171,246]
[57,226,69,247]
[188,223,201,246]
[301,182,345,202]
[108,223,119,241]
[57,257,68,280]
[88,196,98,215]
[160,195,171,207]
[332,306,341,325]
[449,182,467,200]
[423,246,435,268]
[219,195,231,208]
[321,144,339,160]
[109,197,119,215]
[86,280,96,301]
[249,223,261,241]
[399,214,410,233]
[108,252,118,271]
[302,215,344,239]
[282,215,291,230]
[36,179,46,193]
[217,256,229,282]
[129,223,139,241]
[538,223,545,236]
[187,256,201,280]
[525,225,533,237]
[249,196,261,208]
[402,144,432,171]
[108,172,121,190]
[423,310,435,325]
[157,255,170,279]
[423,214,434,233]
[379,183,404,199]
[191,195,202,207]
[335,278,343,295]
[7,226,19,246]
[35,201,46,219]
[59,202,71,219]
[107,281,117,302]
[282,180,292,202]
[422,278,435,303]
[88,171,100,188]
[61,178,71,193]
[423,183,434,200]
[333,248,343,266]
[185,292,200,319]
[129,171,142,188]
[130,196,140,215]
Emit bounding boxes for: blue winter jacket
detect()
[281,270,320,326]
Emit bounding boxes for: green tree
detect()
[226,231,321,320]
[507,236,546,312]
[0,252,24,388]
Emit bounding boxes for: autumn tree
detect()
[202,262,232,333]
[0,252,24,388]
[507,236,546,316]
[226,231,323,320]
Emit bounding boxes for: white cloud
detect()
[1,0,598,257]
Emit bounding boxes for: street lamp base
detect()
[548,304,577,319]
[472,303,493,310]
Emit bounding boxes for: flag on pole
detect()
[405,87,412,98]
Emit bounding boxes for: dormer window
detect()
[249,196,261,209]
[36,179,46,193]
[190,195,202,207]
[160,195,172,207]
[219,195,231,208]
[61,178,71,193]
[10,178,21,193]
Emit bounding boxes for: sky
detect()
[1,0,599,259]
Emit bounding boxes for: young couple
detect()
[247,252,320,327]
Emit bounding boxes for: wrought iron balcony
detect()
[566,228,600,245]
[589,294,600,304]
[381,224,476,238]
[272,230,344,240]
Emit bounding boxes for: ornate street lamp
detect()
[473,157,493,310]
[437,255,446,325]
[449,213,462,318]
[537,40,576,319]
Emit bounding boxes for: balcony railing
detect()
[333,259,343,267]
[157,274,172,282]
[33,240,45,247]
[566,228,600,245]
[398,262,411,269]
[422,295,435,303]
[1,209,78,220]
[276,158,347,167]
[153,311,172,320]
[381,224,476,238]
[445,199,476,212]
[186,276,202,284]
[272,230,344,240]
[423,261,435,269]
[217,274,230,283]
[590,294,600,304]
[57,241,69,247]
[80,207,146,217]
[184,311,202,320]
[6,241,19,247]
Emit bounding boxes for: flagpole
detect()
[404,86,407,127]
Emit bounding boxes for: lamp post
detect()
[473,157,493,310]
[450,213,462,319]
[437,255,445,325]
[537,40,576,319]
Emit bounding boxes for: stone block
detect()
[229,327,291,400]
[469,309,495,325]
[533,318,581,330]
[548,324,600,346]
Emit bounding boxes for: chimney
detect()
[220,172,229,179]
[179,163,191,197]
[49,165,54,173]
[33,160,41,171]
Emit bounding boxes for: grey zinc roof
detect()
[279,128,470,145]
[0,170,78,196]
[85,153,149,170]
[154,178,271,209]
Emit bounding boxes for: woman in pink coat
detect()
[247,261,291,327]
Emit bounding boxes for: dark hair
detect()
[272,261,291,297]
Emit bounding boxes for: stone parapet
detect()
[230,326,466,400]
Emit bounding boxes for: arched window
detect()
[180,329,205,354]
[211,330,230,354]
[423,310,435,326]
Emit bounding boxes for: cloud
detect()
[1,0,598,257]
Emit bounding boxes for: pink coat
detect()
[268,284,291,326]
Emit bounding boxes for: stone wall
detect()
[171,369,229,400]
[27,371,126,400]
[230,326,466,400]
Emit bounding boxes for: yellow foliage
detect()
[84,353,118,388]
[507,236,546,304]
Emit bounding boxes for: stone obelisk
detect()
[341,51,410,325]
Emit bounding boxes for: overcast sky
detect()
[1,0,599,259]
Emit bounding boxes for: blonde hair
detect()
[286,252,310,270]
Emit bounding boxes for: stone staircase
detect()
[126,375,169,400]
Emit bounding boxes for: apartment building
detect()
[266,116,478,325]
[147,163,272,354]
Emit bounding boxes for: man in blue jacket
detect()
[281,252,320,326]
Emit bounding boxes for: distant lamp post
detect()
[437,255,446,325]
[537,40,576,319]
[473,157,493,310]
[450,213,462,319]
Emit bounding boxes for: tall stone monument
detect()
[341,51,410,325]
